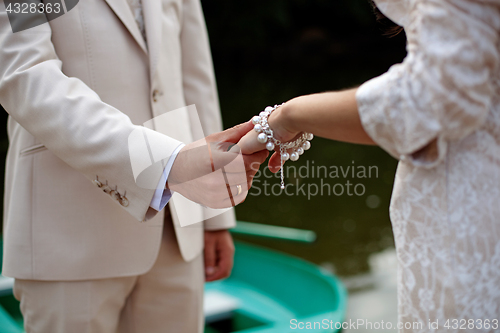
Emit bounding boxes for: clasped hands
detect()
[167,105,298,208]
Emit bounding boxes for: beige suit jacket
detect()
[0,0,235,280]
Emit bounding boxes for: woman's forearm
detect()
[237,88,376,157]
[275,88,376,145]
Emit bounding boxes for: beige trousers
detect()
[13,218,205,333]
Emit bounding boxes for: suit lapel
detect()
[104,0,148,54]
[142,0,162,82]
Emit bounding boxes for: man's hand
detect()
[167,121,269,208]
[204,230,235,282]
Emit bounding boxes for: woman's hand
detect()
[238,100,302,173]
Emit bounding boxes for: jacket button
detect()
[110,190,121,201]
[119,196,129,207]
[102,185,112,194]
[152,89,159,102]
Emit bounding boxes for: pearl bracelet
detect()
[252,104,313,189]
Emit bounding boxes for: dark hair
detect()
[371,1,404,37]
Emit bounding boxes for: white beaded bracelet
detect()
[252,104,313,189]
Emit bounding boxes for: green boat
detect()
[0,222,347,333]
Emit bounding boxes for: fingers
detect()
[204,231,235,282]
[171,167,251,209]
[224,171,248,187]
[208,147,267,206]
[204,231,217,281]
[204,232,217,280]
[268,151,282,173]
[168,142,239,186]
[203,170,248,208]
[169,141,244,186]
[222,149,268,204]
[206,121,256,172]
[171,126,269,185]
[244,149,269,171]
[173,121,254,184]
[207,251,233,281]
[225,120,254,142]
[245,168,259,188]
[206,166,256,195]
[168,121,272,209]
[229,187,248,206]
[212,120,254,145]
[224,149,269,173]
[238,129,266,155]
[210,142,243,172]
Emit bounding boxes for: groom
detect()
[0,0,267,332]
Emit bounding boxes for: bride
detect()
[240,0,500,331]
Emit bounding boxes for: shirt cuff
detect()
[149,143,185,211]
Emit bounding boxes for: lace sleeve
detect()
[357,0,500,167]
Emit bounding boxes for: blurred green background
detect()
[202,0,406,276]
[0,0,406,277]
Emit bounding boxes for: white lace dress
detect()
[356,0,500,331]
